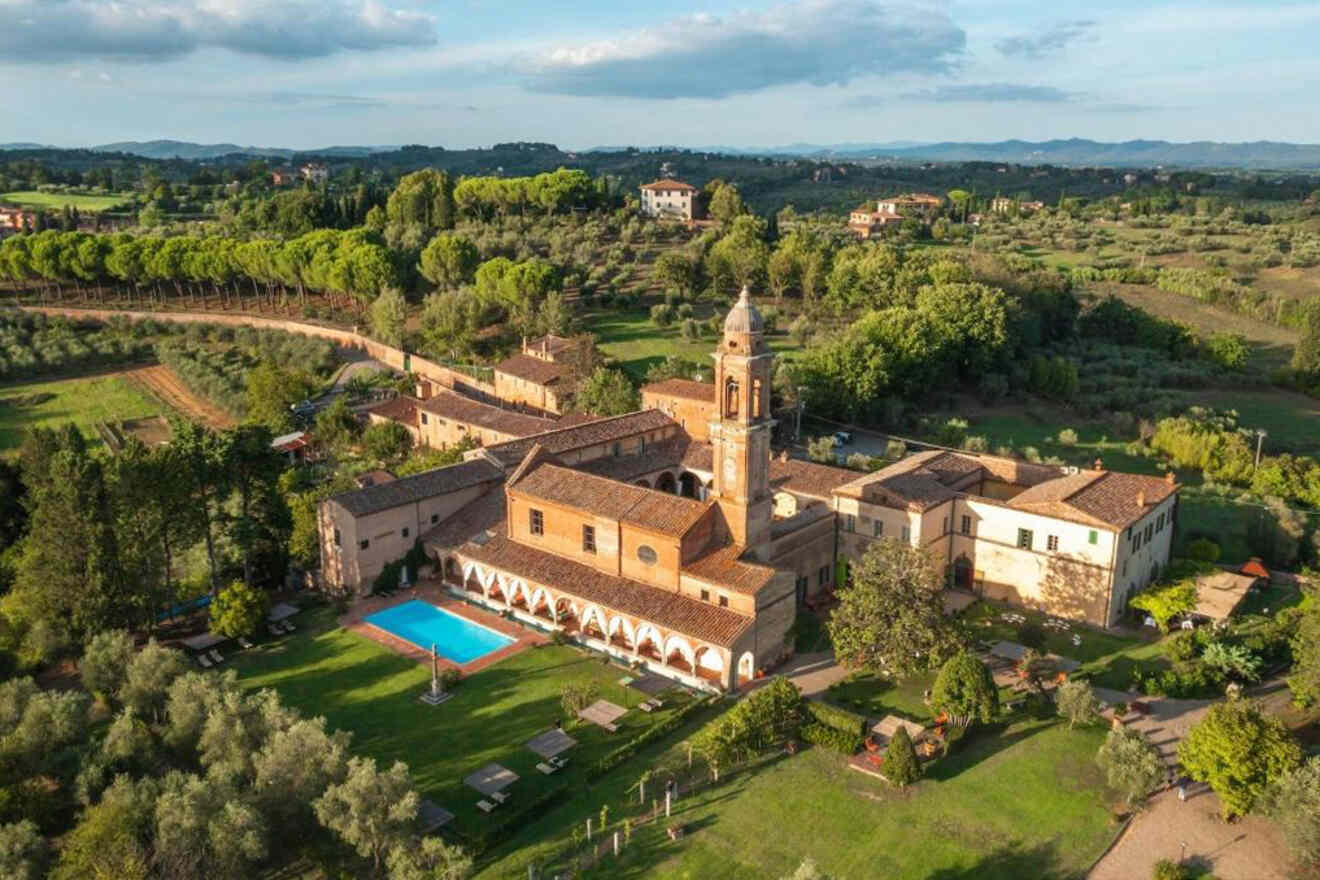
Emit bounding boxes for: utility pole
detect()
[1254,430,1268,471]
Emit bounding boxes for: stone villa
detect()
[639,179,698,221]
[320,288,1179,691]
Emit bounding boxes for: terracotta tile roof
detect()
[495,353,570,385]
[554,411,603,428]
[769,456,856,500]
[640,179,697,192]
[514,463,710,536]
[1240,558,1270,579]
[458,531,752,647]
[642,379,715,403]
[524,334,576,358]
[574,436,698,482]
[681,442,714,472]
[420,484,506,549]
[1009,470,1178,530]
[330,458,504,517]
[368,395,420,427]
[835,451,962,510]
[355,469,396,489]
[483,409,678,468]
[682,543,777,596]
[419,389,555,437]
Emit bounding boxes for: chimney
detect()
[779,449,790,463]
[1094,458,1104,471]
[1136,490,1145,508]
[1165,471,1175,486]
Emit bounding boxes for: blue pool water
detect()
[365,600,514,664]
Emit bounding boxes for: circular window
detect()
[637,545,658,565]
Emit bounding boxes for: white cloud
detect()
[523,0,965,99]
[0,0,436,62]
[900,83,1077,103]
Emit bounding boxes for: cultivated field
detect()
[0,373,165,452]
[0,190,132,212]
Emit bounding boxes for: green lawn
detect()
[579,721,1119,879]
[590,306,801,382]
[230,606,703,843]
[0,374,164,453]
[1,190,132,212]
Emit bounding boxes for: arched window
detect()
[752,379,763,419]
[724,378,740,418]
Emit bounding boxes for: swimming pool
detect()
[365,600,515,664]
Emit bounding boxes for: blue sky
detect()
[3,0,1318,149]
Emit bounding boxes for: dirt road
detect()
[122,365,235,429]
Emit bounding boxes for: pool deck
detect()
[342,580,546,675]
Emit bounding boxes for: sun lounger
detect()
[537,762,557,775]
[650,698,664,709]
[284,622,296,632]
[491,791,509,804]
[196,654,212,668]
[268,624,282,637]
[238,637,254,649]
[208,649,224,664]
[603,722,619,733]
[549,755,568,769]
[477,800,496,813]
[639,702,654,712]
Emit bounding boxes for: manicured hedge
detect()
[806,700,867,738]
[464,783,568,854]
[801,721,862,754]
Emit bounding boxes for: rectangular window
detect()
[1088,529,1098,545]
[942,516,949,534]
[333,528,341,547]
[1145,524,1154,542]
[1047,535,1059,552]
[718,595,729,608]
[960,515,971,535]
[582,524,596,554]
[420,413,428,425]
[901,526,911,543]
[359,538,369,550]
[818,565,830,586]
[701,589,710,602]
[1017,528,1033,550]
[431,514,439,524]
[873,520,884,537]
[612,442,622,457]
[844,514,856,533]
[529,509,544,536]
[401,527,409,539]
[1122,559,1128,576]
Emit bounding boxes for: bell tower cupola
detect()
[709,286,775,557]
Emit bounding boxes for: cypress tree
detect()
[885,726,921,789]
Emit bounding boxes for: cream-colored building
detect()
[832,451,1178,626]
[639,179,698,220]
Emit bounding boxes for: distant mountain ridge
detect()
[5,138,1320,169]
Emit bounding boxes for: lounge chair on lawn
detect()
[238,636,254,649]
[639,702,654,713]
[649,698,664,709]
[196,654,212,669]
[268,624,282,637]
[549,755,568,769]
[536,762,557,775]
[283,621,297,632]
[491,791,509,804]
[603,722,619,733]
[476,800,495,813]
[208,649,224,664]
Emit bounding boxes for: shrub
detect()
[884,726,921,788]
[805,700,867,737]
[1057,428,1079,446]
[1152,859,1191,880]
[801,721,861,754]
[649,303,676,328]
[1185,538,1221,563]
[587,697,712,780]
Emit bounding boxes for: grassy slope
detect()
[587,723,1116,880]
[0,374,164,452]
[231,607,698,836]
[1,190,132,212]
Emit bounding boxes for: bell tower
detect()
[709,285,775,558]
